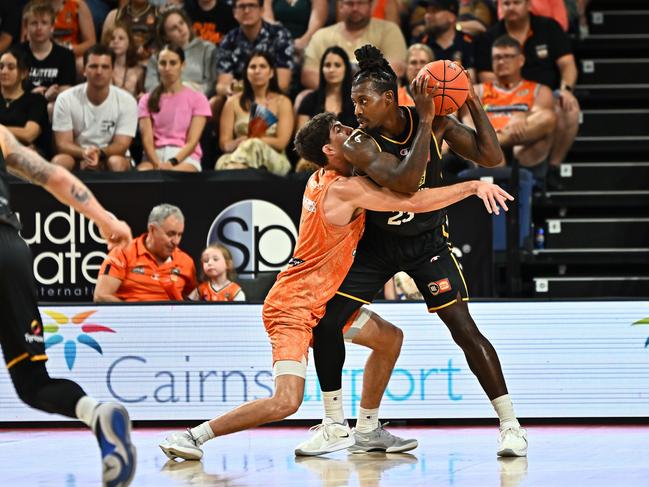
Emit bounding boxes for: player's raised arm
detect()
[0,126,132,250]
[343,75,436,194]
[324,175,513,226]
[440,72,503,167]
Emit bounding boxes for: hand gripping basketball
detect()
[417,60,469,116]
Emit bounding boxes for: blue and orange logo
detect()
[43,310,116,370]
[632,317,649,348]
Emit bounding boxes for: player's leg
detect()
[343,309,418,454]
[409,246,527,457]
[160,313,329,460]
[0,226,135,486]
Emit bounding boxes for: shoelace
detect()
[501,427,527,439]
[308,421,346,441]
[185,428,199,446]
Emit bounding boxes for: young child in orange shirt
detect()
[190,244,245,302]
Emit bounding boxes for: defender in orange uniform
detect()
[159,74,512,461]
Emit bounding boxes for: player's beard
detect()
[425,20,452,38]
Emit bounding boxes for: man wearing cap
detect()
[413,0,476,81]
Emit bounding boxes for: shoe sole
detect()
[294,436,356,457]
[159,443,203,461]
[97,404,137,487]
[349,439,419,454]
[497,448,527,457]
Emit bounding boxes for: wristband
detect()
[168,157,179,166]
[99,149,107,162]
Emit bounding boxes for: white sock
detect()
[491,394,520,430]
[322,389,345,424]
[356,407,379,433]
[190,421,215,446]
[75,396,99,427]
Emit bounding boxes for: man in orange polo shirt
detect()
[94,204,197,302]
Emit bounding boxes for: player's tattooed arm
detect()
[1,127,55,186]
[342,129,429,193]
[440,97,503,167]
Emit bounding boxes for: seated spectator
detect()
[94,204,197,302]
[144,8,216,96]
[138,45,211,172]
[302,0,407,90]
[0,46,51,157]
[262,0,326,56]
[19,1,76,113]
[498,0,568,31]
[101,0,159,66]
[52,44,137,171]
[215,50,292,175]
[189,243,246,301]
[215,0,295,100]
[410,0,494,42]
[295,46,354,173]
[296,46,355,131]
[185,0,237,45]
[102,23,145,98]
[463,35,555,184]
[474,0,580,187]
[414,0,476,81]
[51,0,96,72]
[397,43,434,106]
[0,1,23,52]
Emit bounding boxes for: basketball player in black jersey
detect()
[300,45,528,458]
[0,125,136,486]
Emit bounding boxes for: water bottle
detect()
[535,227,545,249]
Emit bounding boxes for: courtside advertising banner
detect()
[0,301,647,421]
[9,172,494,300]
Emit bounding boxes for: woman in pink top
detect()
[137,45,211,172]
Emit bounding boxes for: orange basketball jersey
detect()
[197,281,243,302]
[54,0,81,46]
[264,169,366,326]
[480,80,541,131]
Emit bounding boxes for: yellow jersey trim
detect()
[379,106,414,145]
[429,299,458,312]
[6,353,29,369]
[335,291,371,305]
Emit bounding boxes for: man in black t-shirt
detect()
[18,2,76,110]
[185,0,237,45]
[474,0,579,185]
[414,0,476,81]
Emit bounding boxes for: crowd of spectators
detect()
[0,0,584,186]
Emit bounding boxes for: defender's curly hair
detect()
[353,44,398,96]
[294,112,337,167]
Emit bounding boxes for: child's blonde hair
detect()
[201,243,238,282]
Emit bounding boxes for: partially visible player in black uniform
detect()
[0,125,136,486]
[307,45,528,458]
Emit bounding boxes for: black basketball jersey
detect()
[362,106,446,237]
[0,143,20,230]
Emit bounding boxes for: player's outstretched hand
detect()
[474,181,514,215]
[411,74,438,124]
[99,219,133,251]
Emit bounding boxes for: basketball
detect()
[417,60,469,116]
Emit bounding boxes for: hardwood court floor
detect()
[1,425,647,486]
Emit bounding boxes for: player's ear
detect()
[384,89,395,106]
[322,144,334,158]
